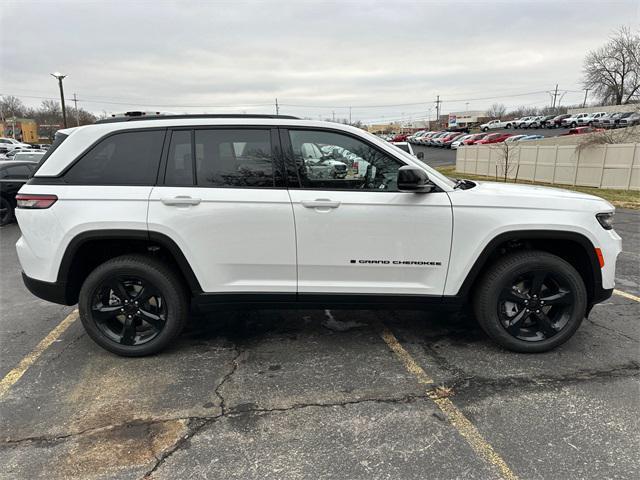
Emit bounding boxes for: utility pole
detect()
[551,84,559,109]
[349,106,352,125]
[435,95,441,127]
[582,88,590,108]
[72,93,80,126]
[275,98,279,115]
[332,110,335,122]
[50,72,68,128]
[465,102,469,112]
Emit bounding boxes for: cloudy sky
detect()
[1,0,639,123]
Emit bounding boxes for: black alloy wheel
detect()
[498,270,574,342]
[474,250,587,353]
[91,275,166,346]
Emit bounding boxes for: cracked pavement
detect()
[0,209,638,479]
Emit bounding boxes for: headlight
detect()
[596,212,614,230]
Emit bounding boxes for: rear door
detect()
[147,127,296,294]
[282,127,453,297]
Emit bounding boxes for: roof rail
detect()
[95,113,300,124]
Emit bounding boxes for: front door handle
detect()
[301,199,341,209]
[161,196,201,206]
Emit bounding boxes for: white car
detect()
[578,112,607,126]
[15,114,621,356]
[450,134,474,149]
[0,138,32,155]
[12,151,46,162]
[520,116,546,129]
[480,119,514,132]
[562,113,589,128]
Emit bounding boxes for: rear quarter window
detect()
[64,130,165,185]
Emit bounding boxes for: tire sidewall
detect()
[475,253,587,353]
[79,257,187,356]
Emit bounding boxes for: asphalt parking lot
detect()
[0,208,638,480]
[418,127,574,168]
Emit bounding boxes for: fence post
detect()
[551,146,558,184]
[572,146,581,186]
[532,146,539,183]
[627,143,638,190]
[599,144,607,188]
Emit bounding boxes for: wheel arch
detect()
[58,229,202,304]
[456,230,602,303]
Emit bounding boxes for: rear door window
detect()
[64,130,165,185]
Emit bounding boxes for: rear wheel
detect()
[79,254,188,356]
[0,197,13,226]
[473,251,587,353]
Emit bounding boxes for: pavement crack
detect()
[588,318,638,342]
[214,344,242,416]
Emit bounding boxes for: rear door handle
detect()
[161,196,201,206]
[301,199,341,209]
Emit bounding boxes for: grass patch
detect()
[436,166,640,210]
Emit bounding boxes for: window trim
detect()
[60,127,168,186]
[279,126,409,192]
[160,126,286,189]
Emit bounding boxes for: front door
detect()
[148,127,296,294]
[282,128,453,296]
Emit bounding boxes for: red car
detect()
[390,133,410,142]
[475,133,513,145]
[559,126,604,136]
[462,133,489,145]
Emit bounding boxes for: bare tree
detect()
[494,140,520,183]
[486,103,507,119]
[583,26,640,105]
[0,95,26,120]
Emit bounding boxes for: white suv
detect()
[15,114,621,356]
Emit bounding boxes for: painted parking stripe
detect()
[614,289,640,303]
[0,309,78,399]
[377,323,519,480]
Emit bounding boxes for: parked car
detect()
[13,151,46,163]
[391,141,421,159]
[560,126,605,136]
[562,113,589,128]
[441,132,465,148]
[390,133,409,142]
[538,115,556,128]
[475,133,513,144]
[547,114,571,128]
[426,132,448,146]
[480,119,514,131]
[578,112,607,127]
[520,135,545,141]
[461,133,489,145]
[617,112,640,128]
[0,160,38,225]
[3,149,45,160]
[407,131,428,143]
[0,137,32,154]
[15,114,621,356]
[504,134,528,143]
[520,116,546,129]
[514,117,535,129]
[450,134,475,149]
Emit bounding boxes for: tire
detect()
[482,127,488,132]
[0,197,13,226]
[571,122,577,128]
[505,124,511,129]
[78,254,189,356]
[473,250,587,353]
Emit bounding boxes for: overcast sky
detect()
[1,0,639,123]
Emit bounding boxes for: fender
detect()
[57,229,202,293]
[455,229,602,299]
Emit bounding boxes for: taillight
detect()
[15,194,58,209]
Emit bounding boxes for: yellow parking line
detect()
[0,309,78,399]
[377,323,519,480]
[614,289,640,303]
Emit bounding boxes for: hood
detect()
[449,180,613,212]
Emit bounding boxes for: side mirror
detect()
[416,152,424,160]
[397,166,433,193]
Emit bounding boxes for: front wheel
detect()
[79,254,188,356]
[473,251,587,353]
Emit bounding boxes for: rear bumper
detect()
[22,272,73,305]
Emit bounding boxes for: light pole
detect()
[50,72,67,128]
